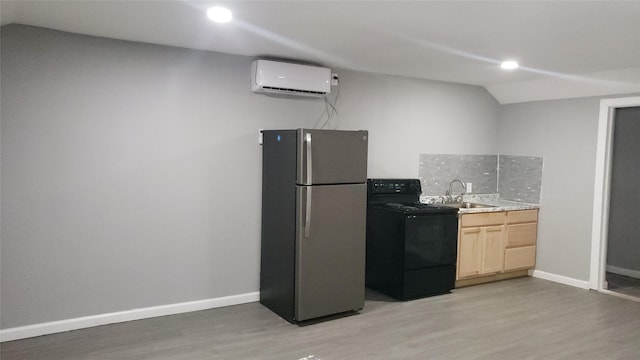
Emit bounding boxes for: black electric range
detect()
[366,179,458,300]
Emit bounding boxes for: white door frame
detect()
[589,96,640,292]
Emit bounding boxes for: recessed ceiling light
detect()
[207,6,232,23]
[501,60,519,70]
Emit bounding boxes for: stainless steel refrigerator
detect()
[260,128,368,322]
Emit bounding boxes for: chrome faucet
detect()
[445,179,466,203]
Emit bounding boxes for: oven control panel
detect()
[367,179,422,195]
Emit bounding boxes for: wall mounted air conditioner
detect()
[251,60,331,98]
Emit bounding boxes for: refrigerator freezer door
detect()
[297,129,368,185]
[295,184,366,321]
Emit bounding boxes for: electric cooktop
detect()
[381,202,457,214]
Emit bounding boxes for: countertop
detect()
[421,194,540,214]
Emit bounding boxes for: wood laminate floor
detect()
[2,277,640,360]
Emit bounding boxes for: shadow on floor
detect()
[364,288,398,302]
[606,272,640,298]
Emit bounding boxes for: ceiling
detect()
[2,1,640,104]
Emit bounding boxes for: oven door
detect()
[404,213,458,270]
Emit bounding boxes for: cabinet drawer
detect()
[506,223,537,247]
[504,246,536,271]
[506,209,538,224]
[461,212,505,227]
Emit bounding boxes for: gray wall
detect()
[607,107,640,273]
[497,98,600,281]
[335,71,500,177]
[0,25,499,329]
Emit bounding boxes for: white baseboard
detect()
[530,270,590,289]
[606,265,640,279]
[0,292,259,342]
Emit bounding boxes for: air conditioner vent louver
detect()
[261,86,327,96]
[251,60,331,98]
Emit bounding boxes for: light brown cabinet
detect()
[457,212,505,279]
[504,209,538,271]
[456,208,538,286]
[483,226,506,273]
[457,227,482,278]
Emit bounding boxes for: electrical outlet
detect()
[258,130,263,145]
[331,73,339,86]
[466,182,473,193]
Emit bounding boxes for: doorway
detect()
[590,96,640,301]
[604,106,640,299]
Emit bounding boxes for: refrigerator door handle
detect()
[305,132,312,185]
[304,187,312,237]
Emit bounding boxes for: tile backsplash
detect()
[419,154,497,195]
[419,153,543,204]
[498,155,543,204]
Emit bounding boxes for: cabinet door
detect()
[481,225,505,274]
[458,227,482,279]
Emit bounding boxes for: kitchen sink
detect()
[441,202,496,209]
